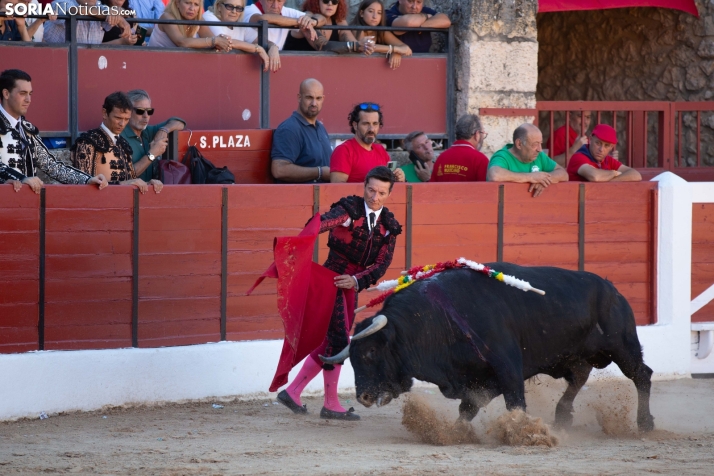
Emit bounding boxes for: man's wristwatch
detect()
[147,153,155,162]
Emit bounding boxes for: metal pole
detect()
[67,16,79,144]
[446,26,455,146]
[259,21,270,129]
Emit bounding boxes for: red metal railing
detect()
[480,102,714,181]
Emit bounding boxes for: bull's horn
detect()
[351,314,388,341]
[318,315,388,365]
[319,346,351,365]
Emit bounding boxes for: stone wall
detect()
[537,1,714,166]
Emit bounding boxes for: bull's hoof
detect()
[320,406,361,421]
[637,416,655,433]
[554,413,573,429]
[277,390,308,415]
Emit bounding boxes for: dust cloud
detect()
[488,409,559,447]
[401,395,479,446]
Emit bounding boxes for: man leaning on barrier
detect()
[566,124,641,183]
[385,0,450,53]
[121,89,186,182]
[244,0,325,54]
[487,123,568,198]
[0,69,108,193]
[271,78,331,183]
[43,0,133,44]
[72,91,162,194]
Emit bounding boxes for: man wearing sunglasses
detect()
[330,102,406,183]
[120,89,186,182]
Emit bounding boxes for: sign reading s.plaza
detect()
[5,2,135,16]
[199,134,252,149]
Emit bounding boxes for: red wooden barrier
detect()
[584,183,657,326]
[176,130,273,184]
[138,186,223,347]
[226,185,313,341]
[270,55,447,136]
[0,186,40,353]
[0,44,69,133]
[0,182,659,353]
[692,203,714,323]
[43,186,133,350]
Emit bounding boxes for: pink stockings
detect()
[285,356,346,412]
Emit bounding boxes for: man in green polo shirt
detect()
[399,130,435,182]
[120,89,186,182]
[487,123,568,197]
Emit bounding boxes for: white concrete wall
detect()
[0,341,357,421]
[690,182,714,374]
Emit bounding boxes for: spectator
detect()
[350,0,411,69]
[330,102,405,183]
[101,0,139,45]
[567,124,641,182]
[244,0,325,53]
[545,110,591,166]
[72,91,162,193]
[271,78,331,183]
[399,130,434,182]
[121,89,186,182]
[385,0,450,53]
[43,0,132,44]
[148,0,231,51]
[0,0,31,41]
[7,0,55,41]
[487,123,568,197]
[0,69,107,192]
[431,114,489,182]
[284,0,354,52]
[132,0,165,35]
[204,0,273,71]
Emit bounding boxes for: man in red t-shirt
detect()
[567,124,641,182]
[545,110,591,166]
[330,103,405,183]
[431,113,489,182]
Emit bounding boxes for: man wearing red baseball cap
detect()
[566,124,642,182]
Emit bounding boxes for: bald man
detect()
[487,123,568,197]
[271,78,332,183]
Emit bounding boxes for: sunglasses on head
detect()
[134,107,154,116]
[321,0,339,4]
[359,102,380,112]
[222,3,244,12]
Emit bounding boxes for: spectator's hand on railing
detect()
[398,45,412,56]
[21,177,43,194]
[7,179,23,193]
[213,35,232,52]
[148,179,163,194]
[297,15,317,30]
[313,33,329,51]
[254,45,270,72]
[112,16,132,39]
[529,183,546,198]
[268,45,281,72]
[88,174,109,190]
[125,178,150,194]
[359,36,375,55]
[388,52,402,70]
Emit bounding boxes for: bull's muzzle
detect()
[319,314,388,365]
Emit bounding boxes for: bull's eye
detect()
[364,347,377,362]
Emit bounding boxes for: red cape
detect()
[247,214,339,392]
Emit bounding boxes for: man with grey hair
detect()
[487,123,568,197]
[399,130,435,182]
[120,89,186,182]
[431,114,489,182]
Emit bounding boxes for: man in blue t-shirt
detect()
[271,78,332,184]
[385,0,451,53]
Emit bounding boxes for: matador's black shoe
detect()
[320,406,361,421]
[277,390,308,415]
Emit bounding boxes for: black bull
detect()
[350,263,655,432]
